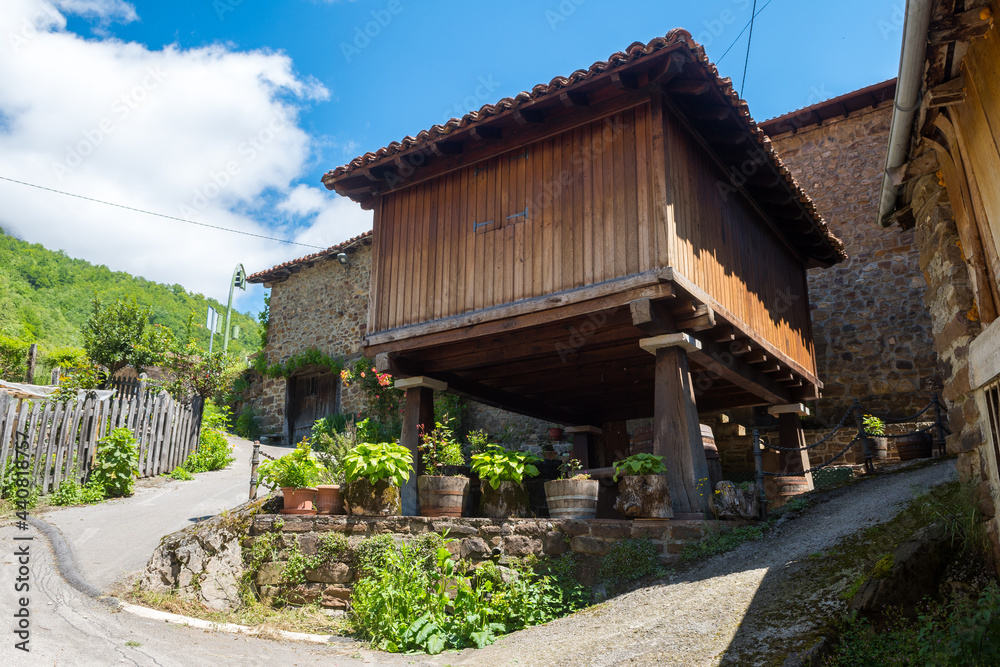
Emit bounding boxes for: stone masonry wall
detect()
[256,244,372,436]
[769,103,939,424]
[248,514,737,608]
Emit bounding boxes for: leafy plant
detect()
[418,420,465,474]
[257,441,325,489]
[184,400,235,472]
[598,539,666,592]
[465,429,491,456]
[311,417,357,485]
[50,478,106,505]
[0,334,30,382]
[233,405,261,441]
[470,445,541,490]
[82,296,170,384]
[342,442,413,487]
[558,458,589,480]
[170,466,194,481]
[90,427,139,497]
[612,453,667,482]
[863,414,886,436]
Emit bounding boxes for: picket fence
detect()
[0,388,204,495]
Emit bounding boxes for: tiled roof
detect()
[322,28,846,265]
[760,79,897,136]
[247,230,372,283]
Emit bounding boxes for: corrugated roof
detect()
[247,230,372,283]
[322,28,846,265]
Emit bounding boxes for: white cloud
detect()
[0,0,372,312]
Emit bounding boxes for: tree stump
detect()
[715,481,761,519]
[613,474,672,518]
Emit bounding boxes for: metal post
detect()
[752,427,767,521]
[223,264,247,355]
[853,400,874,475]
[932,393,947,456]
[249,440,261,501]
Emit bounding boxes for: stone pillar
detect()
[565,425,602,469]
[639,333,710,517]
[395,376,445,516]
[767,403,815,491]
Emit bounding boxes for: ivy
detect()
[259,347,345,380]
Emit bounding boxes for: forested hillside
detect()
[0,228,261,357]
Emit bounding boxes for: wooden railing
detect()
[0,388,204,495]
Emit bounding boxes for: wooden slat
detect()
[0,394,17,482]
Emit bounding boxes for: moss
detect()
[479,480,529,519]
[342,478,401,516]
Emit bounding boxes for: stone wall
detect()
[255,244,372,437]
[247,514,737,608]
[768,103,939,424]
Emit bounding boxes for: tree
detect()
[82,297,169,384]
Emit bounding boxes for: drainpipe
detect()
[877,0,933,226]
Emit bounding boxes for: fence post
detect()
[249,440,261,501]
[752,427,767,521]
[932,393,947,456]
[25,344,38,384]
[853,400,875,475]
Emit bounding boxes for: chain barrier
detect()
[761,404,856,452]
[758,435,860,477]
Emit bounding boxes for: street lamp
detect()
[223,263,247,354]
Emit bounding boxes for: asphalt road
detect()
[39,435,289,591]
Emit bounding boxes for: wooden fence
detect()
[0,389,204,495]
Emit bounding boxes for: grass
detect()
[122,584,346,637]
[680,497,810,563]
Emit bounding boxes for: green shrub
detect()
[598,539,666,592]
[90,427,139,497]
[50,478,106,505]
[233,405,261,441]
[0,334,30,382]
[418,420,465,473]
[184,400,235,472]
[257,442,325,489]
[342,442,412,487]
[170,467,194,481]
[311,417,356,485]
[470,445,540,489]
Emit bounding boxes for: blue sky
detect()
[0,0,904,316]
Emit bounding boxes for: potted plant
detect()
[612,453,671,519]
[544,458,598,519]
[541,441,558,461]
[547,425,564,443]
[416,421,470,517]
[341,441,413,516]
[311,417,357,515]
[470,445,541,519]
[256,441,325,515]
[863,414,889,460]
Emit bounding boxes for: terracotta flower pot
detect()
[280,487,317,515]
[542,450,559,460]
[418,475,470,517]
[342,478,401,516]
[548,427,564,442]
[544,478,598,519]
[315,485,343,515]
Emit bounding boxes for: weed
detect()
[598,539,666,593]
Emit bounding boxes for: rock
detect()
[715,481,761,520]
[138,496,271,612]
[848,521,954,618]
[305,562,353,584]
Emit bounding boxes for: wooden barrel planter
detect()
[896,432,933,461]
[700,424,723,492]
[544,479,599,519]
[418,476,470,517]
[774,475,810,502]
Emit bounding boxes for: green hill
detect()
[0,228,261,360]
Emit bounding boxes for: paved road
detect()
[39,435,288,591]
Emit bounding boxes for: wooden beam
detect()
[744,351,768,364]
[430,141,464,156]
[667,78,712,96]
[513,109,545,125]
[929,7,992,45]
[677,305,716,331]
[629,298,676,335]
[559,91,589,108]
[925,76,965,108]
[469,125,502,141]
[710,326,736,343]
[690,105,730,122]
[435,371,588,425]
[611,72,639,90]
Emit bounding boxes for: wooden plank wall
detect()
[0,390,204,495]
[373,102,656,332]
[661,108,816,374]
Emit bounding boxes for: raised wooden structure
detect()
[324,29,845,516]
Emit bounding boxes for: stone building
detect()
[760,80,939,424]
[877,0,1000,564]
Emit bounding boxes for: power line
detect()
[0,175,326,250]
[716,0,775,66]
[740,0,759,98]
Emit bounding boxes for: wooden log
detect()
[614,474,672,518]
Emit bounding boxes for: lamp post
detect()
[223,264,247,354]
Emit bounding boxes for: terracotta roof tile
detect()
[247,230,372,283]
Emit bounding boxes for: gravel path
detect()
[402,459,957,667]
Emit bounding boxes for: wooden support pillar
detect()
[768,403,814,491]
[395,376,445,516]
[640,333,710,517]
[565,425,602,469]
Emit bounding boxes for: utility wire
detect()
[740,0,758,98]
[0,175,326,250]
[717,0,774,66]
